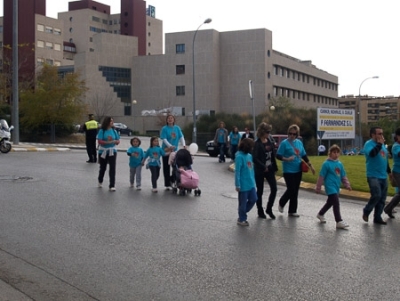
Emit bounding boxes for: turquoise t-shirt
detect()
[319,159,347,195]
[364,139,388,179]
[127,146,145,168]
[234,151,256,191]
[144,146,166,167]
[160,125,184,150]
[97,128,120,154]
[392,142,400,173]
[229,132,241,146]
[277,138,306,173]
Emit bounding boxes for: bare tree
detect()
[87,91,120,123]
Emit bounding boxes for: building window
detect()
[54,28,61,35]
[148,42,151,47]
[268,72,270,79]
[92,16,100,22]
[37,24,44,32]
[54,61,61,66]
[69,17,73,22]
[176,65,185,75]
[54,43,61,51]
[90,37,93,42]
[69,27,73,33]
[69,38,74,43]
[46,59,53,65]
[45,26,53,33]
[45,42,53,49]
[37,40,44,48]
[102,19,108,25]
[37,58,44,66]
[148,22,151,26]
[267,50,270,57]
[176,44,185,54]
[90,48,94,52]
[148,32,151,37]
[176,86,185,96]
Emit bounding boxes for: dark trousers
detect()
[149,166,160,188]
[98,153,117,188]
[86,137,97,162]
[384,172,400,213]
[255,171,277,211]
[162,155,171,187]
[218,143,226,162]
[318,193,342,222]
[279,172,302,214]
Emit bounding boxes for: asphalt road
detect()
[1,150,400,300]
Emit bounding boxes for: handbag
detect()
[390,176,397,187]
[301,161,309,173]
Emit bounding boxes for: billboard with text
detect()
[317,108,355,140]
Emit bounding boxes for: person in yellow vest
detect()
[83,114,98,163]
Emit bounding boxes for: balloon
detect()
[188,143,198,155]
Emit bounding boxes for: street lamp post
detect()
[192,18,212,144]
[358,76,379,148]
[132,99,137,133]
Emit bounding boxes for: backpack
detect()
[179,169,199,189]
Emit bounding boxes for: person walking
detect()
[276,124,315,217]
[315,145,352,229]
[384,128,400,218]
[229,126,241,162]
[235,138,257,226]
[213,121,229,163]
[160,115,185,190]
[127,137,145,190]
[144,136,166,193]
[83,114,98,163]
[362,126,391,225]
[97,117,120,191]
[253,122,278,219]
[241,127,254,141]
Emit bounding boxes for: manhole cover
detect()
[0,176,33,182]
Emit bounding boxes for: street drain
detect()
[0,176,33,182]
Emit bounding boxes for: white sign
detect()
[317,108,355,140]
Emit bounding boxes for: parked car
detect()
[113,123,133,136]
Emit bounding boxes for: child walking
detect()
[143,136,165,193]
[127,137,145,190]
[315,144,352,229]
[235,138,257,226]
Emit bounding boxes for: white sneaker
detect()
[288,213,300,217]
[317,214,326,223]
[165,186,172,191]
[152,188,158,193]
[336,221,349,229]
[109,187,116,192]
[98,182,102,188]
[130,184,134,188]
[278,205,284,213]
[136,186,141,190]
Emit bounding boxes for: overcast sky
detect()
[1,0,398,97]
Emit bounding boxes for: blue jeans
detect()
[238,187,257,222]
[218,143,226,161]
[230,144,238,161]
[364,177,387,221]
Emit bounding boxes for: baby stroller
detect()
[169,149,201,196]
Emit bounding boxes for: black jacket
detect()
[241,132,254,140]
[252,137,278,174]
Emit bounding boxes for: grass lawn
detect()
[275,155,396,196]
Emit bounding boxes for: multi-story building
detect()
[338,95,400,124]
[1,0,339,136]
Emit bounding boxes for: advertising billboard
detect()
[317,108,355,140]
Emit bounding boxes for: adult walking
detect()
[229,126,241,162]
[213,121,228,163]
[97,117,120,191]
[83,114,98,163]
[241,127,254,141]
[384,128,400,218]
[253,122,278,219]
[276,124,315,217]
[160,114,185,190]
[363,126,391,224]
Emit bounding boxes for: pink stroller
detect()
[170,149,201,196]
